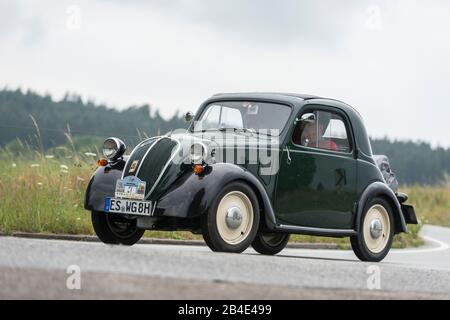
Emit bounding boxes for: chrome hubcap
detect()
[370,218,383,239]
[363,204,391,254]
[216,191,254,245]
[225,207,243,230]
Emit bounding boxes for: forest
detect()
[1,88,449,185]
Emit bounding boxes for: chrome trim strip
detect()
[145,138,181,199]
[288,145,354,157]
[276,224,356,235]
[135,136,165,177]
[121,137,160,179]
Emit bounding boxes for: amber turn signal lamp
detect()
[193,164,204,174]
[97,159,108,167]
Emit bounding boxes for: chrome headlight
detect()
[190,143,207,164]
[102,137,126,161]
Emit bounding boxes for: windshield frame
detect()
[190,99,294,137]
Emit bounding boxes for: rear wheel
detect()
[91,211,144,246]
[201,182,260,253]
[350,197,394,262]
[252,232,290,255]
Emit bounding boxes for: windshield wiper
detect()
[217,127,255,136]
[198,127,273,136]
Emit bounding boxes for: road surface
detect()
[0,225,449,299]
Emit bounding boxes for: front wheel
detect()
[91,211,145,246]
[252,232,290,255]
[201,182,260,253]
[350,197,394,262]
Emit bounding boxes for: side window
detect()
[292,110,351,153]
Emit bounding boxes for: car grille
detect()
[123,138,158,175]
[123,137,178,197]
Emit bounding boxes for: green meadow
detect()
[1,148,442,249]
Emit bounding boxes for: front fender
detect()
[155,163,277,228]
[356,181,408,234]
[84,161,125,212]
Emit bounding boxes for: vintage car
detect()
[84,93,417,262]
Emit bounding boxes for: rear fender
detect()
[356,181,408,234]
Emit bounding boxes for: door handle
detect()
[285,147,292,165]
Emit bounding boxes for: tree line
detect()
[0,88,185,148]
[0,88,449,185]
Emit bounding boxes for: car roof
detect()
[212,92,322,101]
[211,92,360,116]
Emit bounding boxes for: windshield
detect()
[193,101,291,136]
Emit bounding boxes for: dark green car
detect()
[85,92,417,262]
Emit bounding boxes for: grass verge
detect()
[1,158,445,249]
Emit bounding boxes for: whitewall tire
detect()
[351,197,394,262]
[201,182,260,253]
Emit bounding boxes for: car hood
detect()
[122,131,280,200]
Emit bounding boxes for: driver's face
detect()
[302,122,325,145]
[303,122,317,143]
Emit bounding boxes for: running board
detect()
[275,224,357,237]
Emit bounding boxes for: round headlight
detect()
[103,137,126,160]
[190,143,207,164]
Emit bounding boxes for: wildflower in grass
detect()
[84,152,96,157]
[12,163,17,167]
[37,182,43,186]
[60,165,69,170]
[30,164,40,168]
[45,155,54,159]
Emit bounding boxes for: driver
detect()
[299,113,337,151]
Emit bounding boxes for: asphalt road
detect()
[0,225,449,299]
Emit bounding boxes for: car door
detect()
[274,107,357,230]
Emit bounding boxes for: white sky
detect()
[1,0,450,146]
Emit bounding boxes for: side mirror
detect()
[184,111,194,123]
[295,113,316,125]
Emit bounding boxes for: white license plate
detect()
[104,197,153,216]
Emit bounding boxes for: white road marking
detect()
[392,235,449,254]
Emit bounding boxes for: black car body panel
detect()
[154,162,278,229]
[85,160,125,212]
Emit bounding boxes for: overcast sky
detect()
[1,0,450,146]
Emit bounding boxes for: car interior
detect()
[292,111,351,153]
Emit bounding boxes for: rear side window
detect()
[292,110,352,153]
